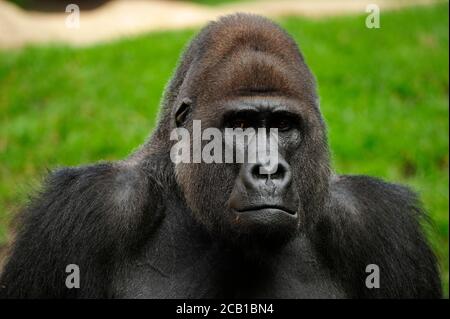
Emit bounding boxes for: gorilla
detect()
[0,14,441,298]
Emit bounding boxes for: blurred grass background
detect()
[0,2,448,296]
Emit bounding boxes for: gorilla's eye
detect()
[225,112,255,129]
[231,118,251,129]
[270,114,297,132]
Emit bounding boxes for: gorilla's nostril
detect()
[251,163,287,180]
[251,164,261,179]
[270,164,286,179]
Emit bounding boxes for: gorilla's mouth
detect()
[231,204,299,233]
[237,205,297,216]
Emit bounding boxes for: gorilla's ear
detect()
[174,98,192,127]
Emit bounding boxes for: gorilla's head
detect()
[147,14,331,245]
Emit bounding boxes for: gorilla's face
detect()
[222,97,302,236]
[174,95,328,244]
[169,18,330,245]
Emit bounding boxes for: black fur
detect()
[0,14,441,299]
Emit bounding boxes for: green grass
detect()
[0,4,448,296]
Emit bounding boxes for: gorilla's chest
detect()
[112,211,345,299]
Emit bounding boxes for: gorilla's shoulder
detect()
[327,174,430,241]
[322,175,441,298]
[26,161,165,229]
[332,174,414,195]
[47,162,114,186]
[48,161,164,195]
[330,174,423,220]
[0,162,166,298]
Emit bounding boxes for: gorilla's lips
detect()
[231,204,299,235]
[237,205,297,216]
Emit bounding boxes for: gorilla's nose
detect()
[242,157,292,191]
[229,156,299,216]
